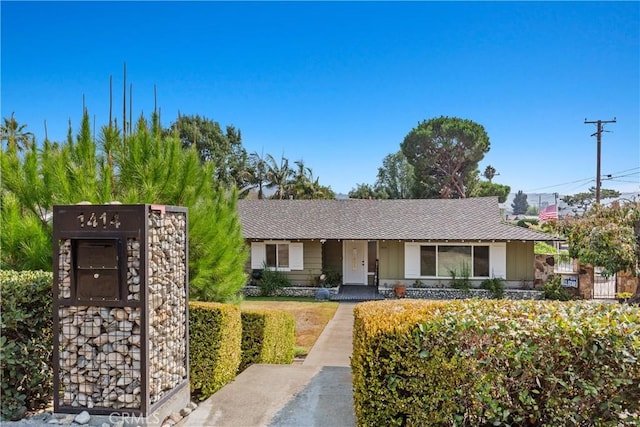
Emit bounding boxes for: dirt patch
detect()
[240,300,339,354]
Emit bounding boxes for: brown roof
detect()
[237,197,559,241]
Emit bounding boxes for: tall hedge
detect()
[352,299,640,427]
[189,302,242,401]
[239,309,295,372]
[0,270,53,420]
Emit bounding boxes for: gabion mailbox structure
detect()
[53,204,189,416]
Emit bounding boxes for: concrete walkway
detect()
[178,303,356,427]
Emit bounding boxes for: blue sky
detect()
[2,1,639,196]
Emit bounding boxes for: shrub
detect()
[352,299,640,427]
[449,263,471,290]
[239,309,295,372]
[543,275,572,301]
[0,270,53,421]
[535,241,570,263]
[322,269,342,286]
[189,302,242,401]
[517,218,539,228]
[480,277,505,299]
[258,266,291,296]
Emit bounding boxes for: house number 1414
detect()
[77,212,121,229]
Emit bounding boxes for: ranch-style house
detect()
[237,197,558,289]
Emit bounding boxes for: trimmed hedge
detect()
[239,309,296,372]
[352,299,640,427]
[0,270,53,421]
[189,302,242,401]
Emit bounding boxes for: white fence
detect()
[593,267,616,299]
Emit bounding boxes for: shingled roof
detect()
[237,197,558,241]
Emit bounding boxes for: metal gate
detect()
[593,267,616,299]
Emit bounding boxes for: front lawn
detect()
[240,298,339,356]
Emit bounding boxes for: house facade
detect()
[238,198,558,289]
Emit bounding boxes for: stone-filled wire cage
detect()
[53,204,189,416]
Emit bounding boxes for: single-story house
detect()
[237,197,559,289]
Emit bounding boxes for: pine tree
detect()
[511,190,529,215]
[1,112,248,302]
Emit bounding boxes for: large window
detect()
[419,244,490,277]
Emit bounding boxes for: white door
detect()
[344,241,367,284]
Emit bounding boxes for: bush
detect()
[0,270,53,421]
[189,302,242,401]
[239,309,295,372]
[449,263,471,291]
[480,277,505,299]
[258,267,291,296]
[517,218,539,228]
[322,269,342,286]
[543,275,572,301]
[352,299,640,427]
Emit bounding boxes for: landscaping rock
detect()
[315,288,331,300]
[74,411,91,425]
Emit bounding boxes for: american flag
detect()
[538,204,558,221]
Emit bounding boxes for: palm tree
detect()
[483,165,497,183]
[1,113,34,151]
[243,151,268,199]
[265,153,292,199]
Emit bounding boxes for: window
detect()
[473,246,490,277]
[438,246,472,276]
[251,241,304,271]
[266,243,289,269]
[415,244,490,278]
[420,246,436,276]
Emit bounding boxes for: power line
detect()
[609,179,640,184]
[523,167,639,193]
[524,177,595,192]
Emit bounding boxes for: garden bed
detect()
[242,285,544,300]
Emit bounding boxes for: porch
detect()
[330,284,385,302]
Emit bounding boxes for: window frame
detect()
[250,241,304,272]
[416,243,492,279]
[265,242,290,270]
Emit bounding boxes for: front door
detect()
[343,240,367,284]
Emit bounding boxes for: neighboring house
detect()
[237,197,559,289]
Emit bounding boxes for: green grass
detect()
[240,300,339,355]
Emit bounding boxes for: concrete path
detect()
[178,303,356,427]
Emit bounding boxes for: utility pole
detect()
[584,118,616,203]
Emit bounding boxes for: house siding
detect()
[244,240,322,286]
[506,241,534,281]
[287,241,322,285]
[246,239,536,287]
[378,240,405,283]
[323,240,342,275]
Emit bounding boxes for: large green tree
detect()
[165,114,247,188]
[375,151,415,199]
[400,116,490,198]
[557,201,640,304]
[1,111,247,302]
